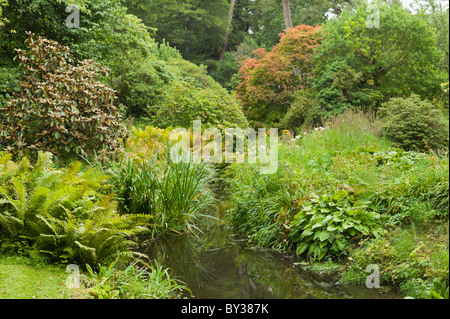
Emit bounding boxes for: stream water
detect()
[142,206,399,299]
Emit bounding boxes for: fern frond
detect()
[35,214,59,236]
[74,240,97,264]
[0,210,24,235]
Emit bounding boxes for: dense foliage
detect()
[0,0,448,300]
[107,155,215,236]
[289,190,383,260]
[0,152,147,266]
[236,25,321,125]
[379,95,449,152]
[0,33,127,159]
[312,2,445,115]
[150,80,249,129]
[225,109,448,297]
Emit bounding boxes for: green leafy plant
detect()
[84,258,189,299]
[312,2,445,114]
[0,32,128,159]
[429,278,449,299]
[278,89,320,134]
[379,95,449,152]
[107,155,215,236]
[289,190,384,260]
[0,67,20,99]
[0,151,147,266]
[149,79,248,130]
[85,260,121,299]
[113,59,174,117]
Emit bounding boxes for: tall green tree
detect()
[312,1,446,116]
[253,0,358,49]
[236,25,322,124]
[124,0,230,63]
[220,0,237,60]
[414,0,449,75]
[225,0,266,53]
[0,0,8,27]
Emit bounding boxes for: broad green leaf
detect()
[296,242,309,255]
[343,222,353,229]
[319,230,331,242]
[312,222,322,230]
[327,225,338,232]
[301,229,314,237]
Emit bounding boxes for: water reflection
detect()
[141,220,398,299]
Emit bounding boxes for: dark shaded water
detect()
[142,215,398,299]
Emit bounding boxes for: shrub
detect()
[166,59,220,90]
[379,95,449,152]
[0,67,20,97]
[113,59,174,117]
[149,80,248,129]
[0,152,146,266]
[0,32,128,159]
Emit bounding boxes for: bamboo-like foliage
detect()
[0,151,147,267]
[108,155,215,237]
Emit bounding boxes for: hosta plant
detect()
[289,190,384,260]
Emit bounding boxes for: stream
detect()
[142,203,399,299]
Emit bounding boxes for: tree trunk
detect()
[281,0,293,30]
[220,0,237,60]
[185,16,194,58]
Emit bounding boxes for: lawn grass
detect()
[0,255,71,299]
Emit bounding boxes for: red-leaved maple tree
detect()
[236,25,322,125]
